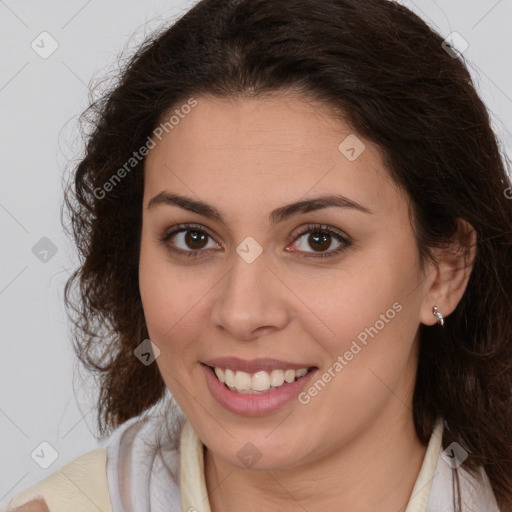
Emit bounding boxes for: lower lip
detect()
[202,364,318,416]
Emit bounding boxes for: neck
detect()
[204,409,428,512]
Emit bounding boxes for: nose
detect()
[210,253,290,341]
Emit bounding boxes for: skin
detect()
[11,500,49,512]
[139,91,475,512]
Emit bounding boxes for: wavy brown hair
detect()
[63,0,512,509]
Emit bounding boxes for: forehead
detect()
[143,92,405,219]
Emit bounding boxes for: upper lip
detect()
[202,357,317,374]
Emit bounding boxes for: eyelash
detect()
[159,223,352,260]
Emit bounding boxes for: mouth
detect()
[202,363,317,395]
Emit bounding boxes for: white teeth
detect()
[284,369,295,383]
[270,369,284,387]
[234,371,252,390]
[213,366,310,393]
[252,371,270,391]
[224,368,235,388]
[214,367,225,383]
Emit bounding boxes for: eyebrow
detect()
[147,191,373,224]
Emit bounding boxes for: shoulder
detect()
[8,499,50,512]
[7,448,110,512]
[8,395,184,512]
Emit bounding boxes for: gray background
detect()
[1,0,511,507]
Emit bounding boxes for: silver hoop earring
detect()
[432,306,444,326]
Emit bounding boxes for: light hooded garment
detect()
[7,391,501,512]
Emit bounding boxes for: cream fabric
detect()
[405,418,443,512]
[179,421,210,512]
[7,448,111,512]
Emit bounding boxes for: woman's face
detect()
[139,92,436,470]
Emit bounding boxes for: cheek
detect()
[288,264,401,349]
[309,264,420,411]
[299,241,421,376]
[139,238,183,345]
[138,239,214,358]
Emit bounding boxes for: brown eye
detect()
[183,230,209,250]
[289,224,351,259]
[307,232,333,252]
[160,224,221,258]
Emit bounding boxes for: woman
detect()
[8,0,512,511]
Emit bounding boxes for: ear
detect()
[419,219,477,326]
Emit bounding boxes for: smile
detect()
[212,366,311,394]
[201,360,319,416]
